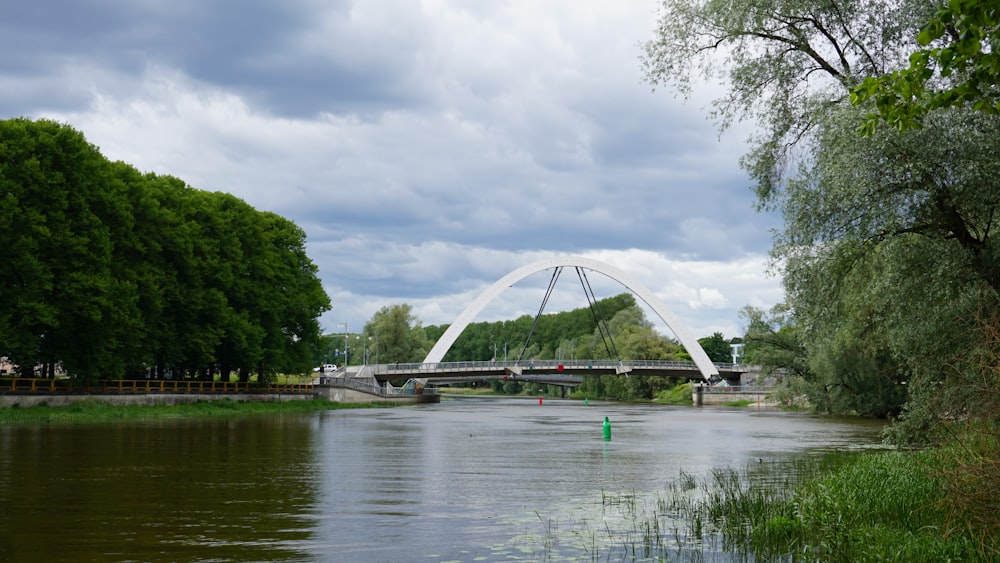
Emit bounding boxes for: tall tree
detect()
[644,1,1000,434]
[0,119,330,381]
[739,304,809,379]
[365,304,429,363]
[643,0,931,205]
[0,118,134,380]
[697,332,732,364]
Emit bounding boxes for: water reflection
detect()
[0,398,884,562]
[0,416,321,562]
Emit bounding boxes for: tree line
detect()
[0,118,330,382]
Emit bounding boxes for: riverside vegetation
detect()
[529,447,992,562]
[0,398,389,426]
[637,0,1000,559]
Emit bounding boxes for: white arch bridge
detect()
[336,256,745,386]
[370,359,750,388]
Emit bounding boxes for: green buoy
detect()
[602,416,612,441]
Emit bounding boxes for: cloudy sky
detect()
[3,0,784,345]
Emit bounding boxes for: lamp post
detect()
[730,343,744,365]
[338,323,349,366]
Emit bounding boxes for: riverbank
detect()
[553,441,997,561]
[0,398,389,426]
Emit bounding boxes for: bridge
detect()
[417,256,722,382]
[319,255,751,399]
[338,359,749,387]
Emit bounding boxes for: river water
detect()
[0,397,884,562]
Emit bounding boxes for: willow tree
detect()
[364,304,430,364]
[854,0,1000,130]
[644,1,1000,433]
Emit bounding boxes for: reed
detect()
[532,450,985,561]
[659,450,980,561]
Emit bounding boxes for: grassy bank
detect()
[0,398,387,425]
[655,381,693,405]
[678,447,991,561]
[528,445,994,561]
[678,450,978,561]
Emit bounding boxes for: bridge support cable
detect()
[516,267,563,363]
[420,256,720,381]
[576,267,620,361]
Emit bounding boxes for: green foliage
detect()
[428,294,639,362]
[643,0,930,207]
[0,118,331,381]
[0,398,384,425]
[806,332,907,418]
[888,303,1000,445]
[778,104,1000,421]
[932,428,1000,556]
[646,1,1000,437]
[364,304,429,363]
[657,451,979,561]
[740,304,810,379]
[655,381,693,405]
[697,332,731,363]
[853,0,1000,132]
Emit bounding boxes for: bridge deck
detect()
[348,359,749,382]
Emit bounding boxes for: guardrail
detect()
[699,385,773,394]
[1,378,312,395]
[3,378,58,393]
[377,359,747,373]
[318,376,439,398]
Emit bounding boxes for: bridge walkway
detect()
[349,359,753,384]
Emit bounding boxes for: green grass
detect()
[660,450,982,562]
[529,449,989,561]
[0,398,388,425]
[655,381,694,405]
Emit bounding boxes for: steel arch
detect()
[421,256,720,380]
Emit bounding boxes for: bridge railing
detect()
[318,376,439,397]
[0,378,313,395]
[698,385,773,394]
[375,359,745,373]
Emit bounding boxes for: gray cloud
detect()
[5,0,784,342]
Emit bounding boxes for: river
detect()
[0,396,885,562]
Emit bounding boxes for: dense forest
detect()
[0,118,330,382]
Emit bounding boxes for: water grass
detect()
[529,450,987,561]
[654,450,981,561]
[0,398,387,425]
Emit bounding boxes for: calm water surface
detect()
[0,397,885,562]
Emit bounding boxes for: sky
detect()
[2,0,784,344]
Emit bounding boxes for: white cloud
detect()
[7,0,785,351]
